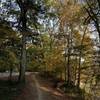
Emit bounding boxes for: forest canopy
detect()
[0,0,100,100]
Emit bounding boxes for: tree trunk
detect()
[77,27,87,87]
[67,48,71,84]
[74,56,78,85]
[77,50,81,87]
[9,67,13,81]
[17,0,27,82]
[67,34,71,85]
[64,52,67,82]
[19,34,26,82]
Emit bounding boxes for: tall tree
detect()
[16,0,46,82]
[0,0,47,82]
[16,0,27,82]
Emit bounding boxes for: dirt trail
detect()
[32,74,70,100]
[33,75,43,100]
[16,73,71,100]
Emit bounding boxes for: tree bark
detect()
[67,34,71,85]
[19,34,26,82]
[9,67,13,81]
[17,0,27,82]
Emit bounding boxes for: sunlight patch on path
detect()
[32,74,64,100]
[33,75,43,100]
[39,86,63,96]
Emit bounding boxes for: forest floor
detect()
[0,72,82,100]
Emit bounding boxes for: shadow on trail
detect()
[0,76,22,100]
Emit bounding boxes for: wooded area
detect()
[0,0,100,100]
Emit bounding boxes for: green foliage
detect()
[0,0,99,98]
[0,49,19,72]
[96,74,100,82]
[0,20,19,72]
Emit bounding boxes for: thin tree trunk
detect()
[9,67,13,81]
[77,27,87,87]
[77,50,82,87]
[67,34,71,85]
[64,51,67,82]
[74,56,78,85]
[19,34,26,82]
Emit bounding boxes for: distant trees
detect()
[54,0,85,86]
[83,0,100,73]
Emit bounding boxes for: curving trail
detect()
[32,73,69,100]
[16,73,71,100]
